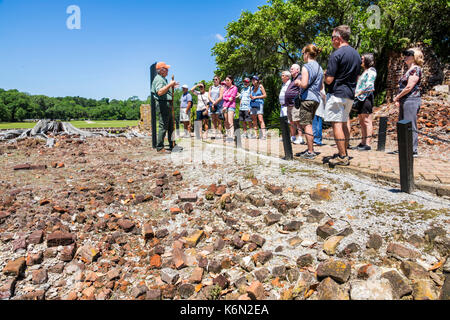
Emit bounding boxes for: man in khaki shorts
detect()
[324,25,361,166]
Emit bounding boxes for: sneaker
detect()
[328,155,350,166]
[293,137,304,145]
[295,150,308,157]
[349,143,363,150]
[388,150,399,155]
[300,151,317,159]
[291,136,296,143]
[357,145,372,151]
[413,152,419,158]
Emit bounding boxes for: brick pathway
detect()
[179,133,450,197]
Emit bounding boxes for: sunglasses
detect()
[402,50,415,57]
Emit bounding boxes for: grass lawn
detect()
[0,120,139,130]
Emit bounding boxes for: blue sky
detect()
[0,0,267,100]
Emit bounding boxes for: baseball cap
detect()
[252,75,260,81]
[243,78,250,83]
[156,62,171,69]
[182,84,189,89]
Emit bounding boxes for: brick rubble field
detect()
[0,136,449,300]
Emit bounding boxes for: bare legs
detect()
[358,114,373,146]
[332,122,350,157]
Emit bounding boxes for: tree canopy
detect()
[212,0,449,118]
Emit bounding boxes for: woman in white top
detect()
[279,71,291,117]
[191,83,210,139]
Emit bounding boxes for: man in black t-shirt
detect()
[324,25,361,166]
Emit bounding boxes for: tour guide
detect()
[151,62,179,153]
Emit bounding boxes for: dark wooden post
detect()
[280,116,293,160]
[150,63,157,149]
[397,120,414,193]
[234,118,242,149]
[377,116,388,152]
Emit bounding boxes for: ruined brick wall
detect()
[386,43,445,102]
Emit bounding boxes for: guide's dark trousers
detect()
[156,100,173,151]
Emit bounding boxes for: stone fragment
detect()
[253,251,273,265]
[107,269,121,281]
[440,275,450,300]
[32,269,48,285]
[357,264,378,280]
[316,225,337,240]
[149,254,162,269]
[131,285,148,298]
[3,257,26,276]
[264,213,281,226]
[60,245,77,262]
[424,227,446,242]
[215,185,226,196]
[26,252,44,266]
[323,236,344,255]
[232,235,245,249]
[337,227,353,237]
[350,279,393,300]
[387,243,420,259]
[47,231,75,247]
[75,245,100,264]
[160,268,179,285]
[184,230,205,248]
[413,280,439,300]
[287,269,300,283]
[317,277,349,300]
[145,289,162,300]
[28,230,44,245]
[184,203,194,214]
[316,259,351,284]
[12,237,28,252]
[155,228,169,239]
[272,266,287,280]
[400,261,429,280]
[250,234,266,248]
[213,238,225,251]
[289,237,302,247]
[178,193,198,202]
[208,260,222,274]
[306,209,325,223]
[246,281,265,300]
[254,268,270,282]
[297,254,313,268]
[172,248,187,270]
[283,221,302,232]
[407,234,425,248]
[366,234,383,250]
[266,184,282,195]
[49,263,65,274]
[310,185,331,201]
[142,224,154,240]
[381,270,413,299]
[118,219,135,232]
[213,274,230,289]
[189,267,204,284]
[0,279,16,299]
[178,283,195,299]
[339,243,360,257]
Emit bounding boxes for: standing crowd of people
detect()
[153,25,424,164]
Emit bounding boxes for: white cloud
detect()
[215,33,225,42]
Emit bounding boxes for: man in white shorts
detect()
[179,85,192,137]
[324,25,361,166]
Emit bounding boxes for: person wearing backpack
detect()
[295,44,324,159]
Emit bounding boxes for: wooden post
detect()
[377,116,388,152]
[194,120,202,140]
[280,116,293,160]
[234,118,242,149]
[397,120,414,193]
[150,63,157,149]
